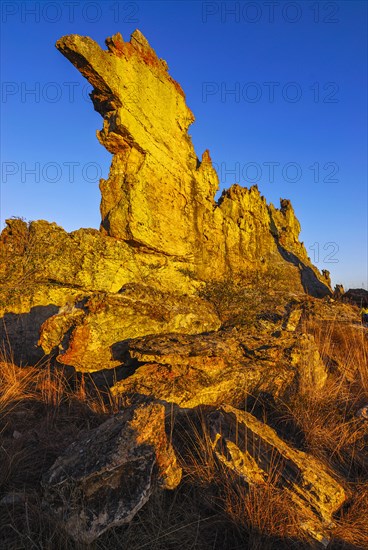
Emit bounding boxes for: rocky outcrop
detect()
[0,219,217,369]
[38,284,220,372]
[55,30,329,295]
[0,30,353,548]
[343,288,368,307]
[42,399,346,545]
[42,401,181,543]
[109,319,328,408]
[0,30,331,370]
[204,405,346,544]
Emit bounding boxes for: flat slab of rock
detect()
[111,327,328,407]
[203,404,346,545]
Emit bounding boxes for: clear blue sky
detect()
[1,0,367,289]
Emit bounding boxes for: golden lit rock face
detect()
[0,30,333,372]
[56,30,330,295]
[38,285,221,372]
[56,30,210,259]
[109,326,328,408]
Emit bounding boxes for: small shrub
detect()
[199,266,290,327]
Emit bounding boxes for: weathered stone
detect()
[55,30,331,296]
[203,404,346,544]
[283,306,303,332]
[111,324,328,407]
[301,294,360,323]
[42,401,181,543]
[333,284,345,299]
[0,30,358,550]
[290,333,328,392]
[38,284,220,372]
[0,30,332,368]
[0,218,201,301]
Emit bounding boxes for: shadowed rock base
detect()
[42,402,181,544]
[42,400,345,545]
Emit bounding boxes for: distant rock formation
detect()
[343,288,368,307]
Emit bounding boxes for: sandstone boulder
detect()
[38,284,220,372]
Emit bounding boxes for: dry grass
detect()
[0,315,368,549]
[331,482,368,548]
[276,320,368,476]
[306,319,368,390]
[198,266,291,328]
[262,318,368,549]
[172,411,316,549]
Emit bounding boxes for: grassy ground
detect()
[0,312,367,549]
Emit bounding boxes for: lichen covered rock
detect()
[0,30,331,372]
[42,401,181,543]
[110,324,328,407]
[55,30,330,295]
[39,284,220,372]
[204,404,346,544]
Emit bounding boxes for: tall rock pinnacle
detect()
[56,30,330,295]
[0,31,333,371]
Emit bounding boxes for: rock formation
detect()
[43,399,346,545]
[0,30,331,371]
[55,30,329,295]
[343,288,368,307]
[204,405,345,544]
[42,402,181,543]
[109,319,329,408]
[0,30,356,547]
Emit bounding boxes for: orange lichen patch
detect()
[106,31,186,99]
[128,33,185,96]
[58,324,91,368]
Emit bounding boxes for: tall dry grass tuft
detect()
[306,319,368,393]
[0,360,37,415]
[0,352,121,549]
[223,482,312,545]
[274,319,368,480]
[332,482,368,549]
[0,347,119,421]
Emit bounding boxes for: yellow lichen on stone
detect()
[56,31,331,297]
